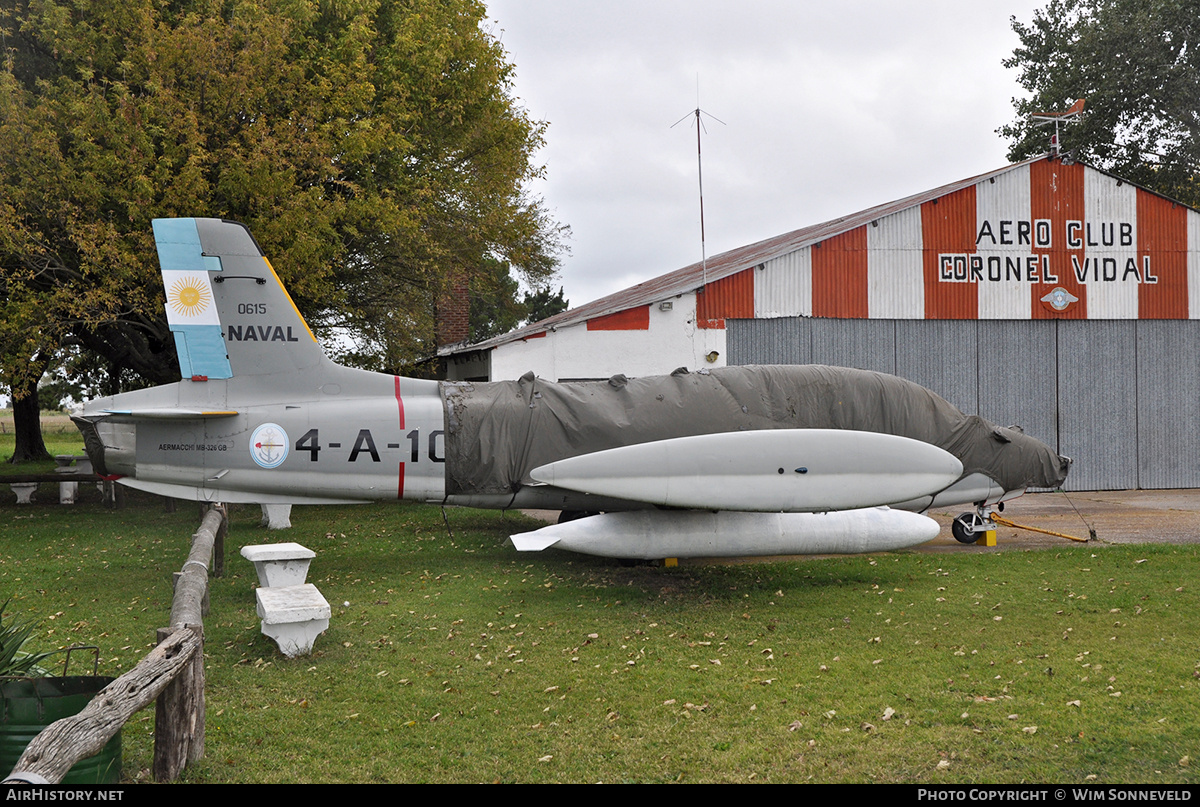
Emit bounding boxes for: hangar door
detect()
[727,318,1200,491]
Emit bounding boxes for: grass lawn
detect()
[0,411,87,475]
[0,486,1197,783]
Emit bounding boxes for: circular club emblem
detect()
[1040,286,1079,312]
[249,423,289,469]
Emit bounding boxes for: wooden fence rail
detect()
[4,505,227,784]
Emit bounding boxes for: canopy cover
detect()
[441,365,1070,497]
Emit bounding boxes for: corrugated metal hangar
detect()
[443,155,1200,491]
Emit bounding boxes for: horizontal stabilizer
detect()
[529,429,962,512]
[99,408,239,419]
[118,477,362,505]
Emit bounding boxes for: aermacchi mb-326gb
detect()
[73,218,1071,561]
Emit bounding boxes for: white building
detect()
[442,155,1200,490]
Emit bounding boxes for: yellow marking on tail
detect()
[263,257,317,343]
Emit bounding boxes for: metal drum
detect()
[0,676,121,784]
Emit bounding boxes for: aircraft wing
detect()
[527,429,963,512]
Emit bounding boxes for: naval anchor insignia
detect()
[250,423,289,469]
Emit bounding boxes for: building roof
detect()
[440,154,1052,356]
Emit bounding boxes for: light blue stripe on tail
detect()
[153,218,232,379]
[152,218,223,273]
[171,325,232,379]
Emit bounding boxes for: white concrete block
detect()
[240,542,316,587]
[255,584,331,658]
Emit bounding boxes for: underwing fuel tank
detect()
[508,507,942,560]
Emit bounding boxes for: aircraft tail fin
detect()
[152,217,326,380]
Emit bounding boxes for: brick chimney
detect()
[436,272,470,347]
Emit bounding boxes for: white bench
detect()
[254,584,330,658]
[9,482,38,504]
[54,455,92,504]
[240,542,316,588]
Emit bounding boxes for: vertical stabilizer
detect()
[153,218,326,379]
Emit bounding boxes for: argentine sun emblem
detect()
[167,275,213,318]
[250,423,289,469]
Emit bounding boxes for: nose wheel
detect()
[951,509,996,544]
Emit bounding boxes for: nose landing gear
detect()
[951,507,997,544]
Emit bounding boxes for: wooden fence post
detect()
[152,625,204,781]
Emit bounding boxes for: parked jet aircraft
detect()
[74,218,1071,560]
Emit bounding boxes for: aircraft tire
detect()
[952,512,983,544]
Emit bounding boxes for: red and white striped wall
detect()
[478,157,1200,383]
[748,160,1200,321]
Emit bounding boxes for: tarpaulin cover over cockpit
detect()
[440,365,1070,497]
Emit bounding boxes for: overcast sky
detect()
[482,0,1050,307]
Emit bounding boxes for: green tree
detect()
[522,284,568,325]
[468,258,524,343]
[465,257,569,343]
[1000,0,1200,206]
[0,0,565,458]
[0,276,57,461]
[467,261,569,343]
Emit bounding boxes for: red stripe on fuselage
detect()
[395,376,406,499]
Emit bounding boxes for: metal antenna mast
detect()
[1031,98,1085,158]
[672,82,725,286]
